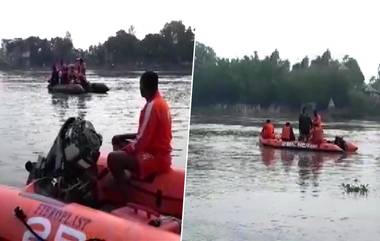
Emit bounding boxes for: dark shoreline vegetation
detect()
[193,42,380,119]
[191,106,380,122]
[0,21,194,72]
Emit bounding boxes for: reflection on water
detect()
[0,70,191,186]
[51,94,92,121]
[183,114,380,241]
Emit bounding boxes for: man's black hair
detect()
[266,119,271,123]
[141,71,158,91]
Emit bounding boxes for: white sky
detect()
[193,0,380,81]
[1,0,379,80]
[0,0,196,48]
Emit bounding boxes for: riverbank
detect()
[0,62,193,75]
[191,104,380,122]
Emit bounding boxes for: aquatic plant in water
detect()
[341,179,368,195]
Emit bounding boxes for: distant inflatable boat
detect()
[259,136,358,153]
[48,83,109,94]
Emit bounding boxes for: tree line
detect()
[193,42,380,116]
[0,21,194,69]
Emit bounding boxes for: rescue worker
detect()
[75,58,89,89]
[57,59,64,84]
[49,64,59,86]
[261,119,275,139]
[298,107,312,142]
[60,64,69,84]
[281,122,295,141]
[312,110,322,127]
[68,65,77,83]
[108,71,172,184]
[310,123,324,145]
[78,58,86,77]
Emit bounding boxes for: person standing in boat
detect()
[75,58,89,89]
[281,122,295,141]
[107,71,172,184]
[312,110,322,127]
[49,64,59,86]
[261,119,276,139]
[298,107,312,142]
[60,64,69,84]
[309,122,324,145]
[57,60,64,84]
[308,109,323,143]
[68,64,77,84]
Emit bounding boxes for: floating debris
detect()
[341,180,368,195]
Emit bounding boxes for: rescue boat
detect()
[0,153,184,241]
[259,136,358,153]
[48,82,109,94]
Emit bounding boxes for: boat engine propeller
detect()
[25,117,102,207]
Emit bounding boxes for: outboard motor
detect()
[334,136,347,151]
[26,117,102,207]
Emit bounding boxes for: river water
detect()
[183,113,380,241]
[0,70,191,186]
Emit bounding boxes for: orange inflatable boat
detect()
[259,136,358,153]
[0,153,184,241]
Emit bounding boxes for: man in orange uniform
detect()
[310,123,324,144]
[75,58,89,89]
[281,122,295,141]
[261,119,275,139]
[309,110,324,144]
[108,71,172,183]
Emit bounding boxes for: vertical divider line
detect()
[180,27,197,241]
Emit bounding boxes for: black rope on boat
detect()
[14,206,45,241]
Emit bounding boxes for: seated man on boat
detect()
[298,107,312,142]
[108,71,172,184]
[281,122,295,141]
[261,119,276,139]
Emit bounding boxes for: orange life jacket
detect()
[261,123,275,139]
[310,126,324,144]
[313,114,322,127]
[281,125,294,141]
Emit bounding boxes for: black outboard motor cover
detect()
[334,136,347,151]
[26,117,102,206]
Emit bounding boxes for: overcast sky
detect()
[1,0,379,80]
[0,0,195,48]
[193,0,380,81]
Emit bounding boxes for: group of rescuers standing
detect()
[261,107,324,144]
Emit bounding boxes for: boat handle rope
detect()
[14,206,45,241]
[14,206,106,241]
